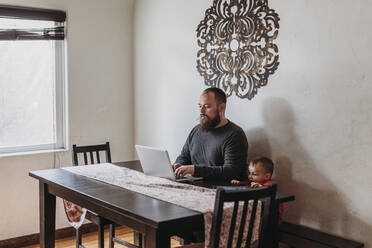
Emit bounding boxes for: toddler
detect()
[231,157,283,218]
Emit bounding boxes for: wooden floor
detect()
[24,226,180,248]
[23,226,289,248]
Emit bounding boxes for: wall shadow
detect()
[244,97,370,246]
[245,128,272,162]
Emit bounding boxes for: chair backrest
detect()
[210,183,277,248]
[72,142,112,166]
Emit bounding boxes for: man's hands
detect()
[173,163,195,178]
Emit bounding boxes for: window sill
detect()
[0,148,68,158]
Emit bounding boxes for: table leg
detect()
[144,227,170,248]
[39,182,56,248]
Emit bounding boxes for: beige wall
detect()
[134,0,372,247]
[0,0,135,239]
[2,0,372,245]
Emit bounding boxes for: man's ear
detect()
[218,103,226,112]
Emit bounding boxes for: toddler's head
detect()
[248,157,274,183]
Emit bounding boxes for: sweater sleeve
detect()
[194,130,248,180]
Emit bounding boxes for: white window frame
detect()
[0,17,68,157]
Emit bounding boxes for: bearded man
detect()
[173,87,248,181]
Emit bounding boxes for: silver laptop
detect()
[135,145,203,182]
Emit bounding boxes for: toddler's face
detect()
[248,162,271,183]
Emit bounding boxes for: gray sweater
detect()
[175,121,248,181]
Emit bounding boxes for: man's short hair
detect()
[202,87,227,105]
[251,156,274,175]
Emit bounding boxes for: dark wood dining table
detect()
[29,160,294,248]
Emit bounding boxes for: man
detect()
[173,87,248,181]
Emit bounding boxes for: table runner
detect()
[62,163,261,247]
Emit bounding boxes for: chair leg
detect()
[134,231,143,248]
[98,221,105,248]
[76,228,82,248]
[109,223,115,248]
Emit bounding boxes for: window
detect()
[0,5,67,156]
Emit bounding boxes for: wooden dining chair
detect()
[175,183,277,248]
[72,142,143,248]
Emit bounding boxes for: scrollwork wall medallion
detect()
[196,0,280,100]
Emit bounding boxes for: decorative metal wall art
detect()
[196,0,280,100]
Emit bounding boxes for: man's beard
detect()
[199,112,221,132]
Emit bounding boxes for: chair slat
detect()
[90,151,94,164]
[236,200,249,248]
[245,199,258,248]
[96,151,100,163]
[83,152,88,165]
[227,201,239,248]
[211,189,225,248]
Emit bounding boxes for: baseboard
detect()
[0,223,98,248]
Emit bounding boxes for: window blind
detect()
[0,5,66,40]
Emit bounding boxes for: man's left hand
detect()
[174,165,195,178]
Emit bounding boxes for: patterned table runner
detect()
[62,163,260,247]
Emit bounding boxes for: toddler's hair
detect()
[251,157,274,175]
